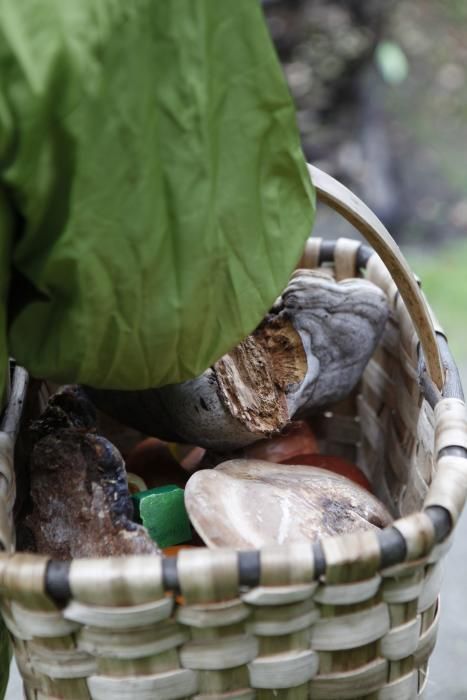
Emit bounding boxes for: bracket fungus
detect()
[87,270,389,451]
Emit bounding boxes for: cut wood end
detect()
[214,317,307,436]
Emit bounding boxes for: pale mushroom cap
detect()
[185,459,392,549]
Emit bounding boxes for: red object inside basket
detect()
[280,453,372,492]
[245,421,319,463]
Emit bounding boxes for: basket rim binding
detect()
[1,237,466,606]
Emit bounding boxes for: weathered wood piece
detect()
[185,459,392,549]
[20,386,157,558]
[86,271,388,451]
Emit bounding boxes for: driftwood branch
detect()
[87,271,388,451]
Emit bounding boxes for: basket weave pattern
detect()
[1,177,467,699]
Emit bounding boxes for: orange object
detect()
[162,545,195,556]
[163,544,195,605]
[281,453,371,492]
[168,444,206,470]
[245,421,318,463]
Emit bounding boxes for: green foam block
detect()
[132,485,191,548]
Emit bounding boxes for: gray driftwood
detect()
[185,459,393,549]
[86,271,388,451]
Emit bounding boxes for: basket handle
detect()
[308,164,445,390]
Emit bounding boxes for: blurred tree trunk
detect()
[263,0,401,229]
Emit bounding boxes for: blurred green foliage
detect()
[442,0,467,21]
[406,243,467,372]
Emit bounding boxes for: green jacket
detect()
[0,0,314,692]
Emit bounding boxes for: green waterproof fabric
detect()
[0,3,314,691]
[0,0,314,401]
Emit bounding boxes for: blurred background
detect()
[262,1,467,697]
[5,1,467,697]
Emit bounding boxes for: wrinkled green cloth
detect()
[0,0,314,402]
[0,1,314,689]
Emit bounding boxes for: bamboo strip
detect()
[418,667,429,696]
[79,619,187,659]
[356,400,386,455]
[379,318,402,360]
[366,254,399,307]
[0,366,28,437]
[298,237,322,269]
[0,496,13,555]
[394,295,418,365]
[95,649,180,677]
[0,604,31,641]
[193,691,254,700]
[248,598,318,636]
[362,360,392,410]
[40,676,91,699]
[393,376,420,439]
[386,423,411,485]
[257,630,309,658]
[314,577,381,605]
[380,616,421,660]
[414,601,439,667]
[308,658,387,699]
[29,650,96,679]
[87,668,199,700]
[257,683,309,700]
[194,665,252,698]
[320,531,381,584]
[417,564,443,614]
[427,533,453,564]
[177,549,238,604]
[392,514,435,561]
[386,601,418,632]
[373,671,418,700]
[13,638,41,689]
[177,599,249,629]
[64,597,173,629]
[382,571,424,605]
[242,584,316,606]
[28,636,77,653]
[311,164,444,388]
[309,603,390,651]
[424,455,467,525]
[1,554,53,609]
[258,545,315,587]
[334,238,361,281]
[434,398,467,453]
[180,635,258,671]
[9,602,79,638]
[0,433,15,541]
[248,649,319,689]
[69,556,163,606]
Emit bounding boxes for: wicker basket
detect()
[1,165,467,700]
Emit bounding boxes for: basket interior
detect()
[312,256,435,519]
